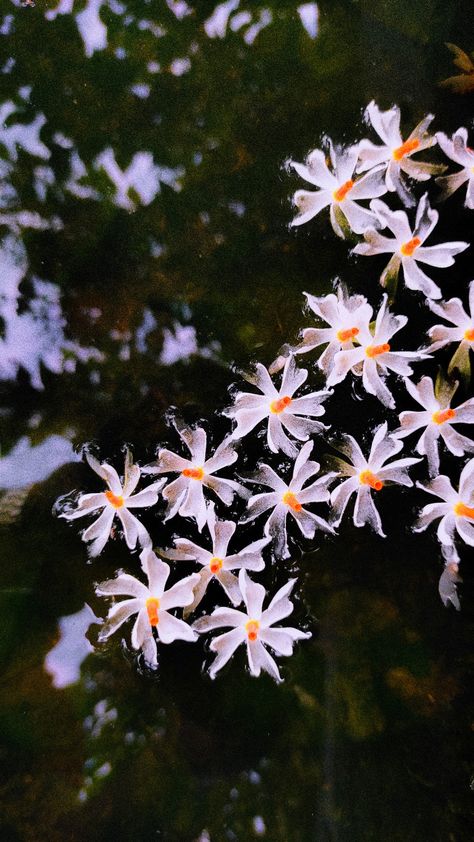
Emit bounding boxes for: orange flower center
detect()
[464,328,474,342]
[270,395,292,414]
[209,556,223,574]
[146,597,160,626]
[359,470,383,491]
[454,501,474,519]
[432,408,456,425]
[400,237,421,256]
[337,326,359,342]
[333,179,354,202]
[365,343,390,358]
[182,466,204,480]
[392,138,420,161]
[282,490,302,511]
[245,619,260,642]
[105,490,124,508]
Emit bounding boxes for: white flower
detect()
[438,559,461,610]
[414,459,474,549]
[96,548,201,668]
[145,423,248,531]
[162,503,270,616]
[436,127,474,208]
[394,376,474,475]
[427,281,474,353]
[193,570,310,682]
[326,294,429,409]
[276,286,373,378]
[224,355,331,458]
[357,101,438,205]
[290,140,386,236]
[243,441,334,559]
[353,194,469,299]
[59,452,164,557]
[330,422,419,536]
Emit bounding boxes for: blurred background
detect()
[0,1,473,839]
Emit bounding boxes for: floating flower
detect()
[59,452,164,557]
[353,194,469,299]
[415,459,474,549]
[427,282,474,377]
[394,375,474,475]
[289,140,386,236]
[436,128,474,208]
[162,503,270,616]
[96,548,201,668]
[145,422,248,531]
[330,422,420,536]
[438,558,461,610]
[357,101,440,205]
[224,355,331,458]
[326,294,429,409]
[243,441,334,559]
[271,286,373,378]
[193,570,310,682]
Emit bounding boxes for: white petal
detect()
[86,453,122,495]
[259,627,310,656]
[98,598,141,641]
[125,480,164,508]
[353,486,385,536]
[96,574,148,599]
[290,189,332,226]
[140,548,170,595]
[161,573,201,610]
[330,476,359,525]
[208,627,246,678]
[82,508,115,556]
[238,569,266,618]
[246,640,282,682]
[157,611,197,644]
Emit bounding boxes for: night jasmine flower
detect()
[243,441,334,559]
[427,281,474,354]
[353,195,468,300]
[415,459,474,549]
[145,423,248,532]
[59,452,164,557]
[394,376,474,475]
[330,422,420,536]
[162,503,270,616]
[290,140,386,237]
[436,127,474,208]
[224,355,331,458]
[357,101,440,205]
[326,294,429,409]
[96,548,201,668]
[193,570,311,682]
[274,286,373,378]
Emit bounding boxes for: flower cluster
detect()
[57,102,474,680]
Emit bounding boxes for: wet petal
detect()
[208,627,246,678]
[86,453,122,495]
[140,548,170,595]
[353,486,385,536]
[161,573,201,610]
[180,481,208,531]
[238,570,266,618]
[246,639,282,682]
[131,607,149,650]
[194,607,246,632]
[98,598,141,641]
[156,448,191,474]
[126,480,164,508]
[259,627,310,656]
[290,189,332,226]
[330,476,359,525]
[96,573,148,599]
[82,508,115,555]
[267,413,297,457]
[217,570,242,605]
[157,611,197,644]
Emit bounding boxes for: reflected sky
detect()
[44,602,101,689]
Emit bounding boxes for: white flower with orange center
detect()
[271,286,373,378]
[330,422,420,536]
[326,294,429,409]
[357,101,439,206]
[144,421,248,531]
[427,281,474,360]
[193,570,311,682]
[162,502,270,616]
[289,140,386,237]
[394,376,474,475]
[436,127,474,208]
[415,460,474,550]
[59,452,165,557]
[353,194,468,299]
[95,548,201,668]
[242,441,334,559]
[224,355,331,458]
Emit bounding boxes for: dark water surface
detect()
[1,1,474,840]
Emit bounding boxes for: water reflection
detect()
[44,602,101,689]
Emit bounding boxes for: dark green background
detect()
[0,2,473,840]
